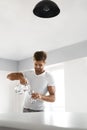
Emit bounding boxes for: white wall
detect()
[64,57,87,112]
[0,58,18,71]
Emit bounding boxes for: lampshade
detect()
[33,0,60,18]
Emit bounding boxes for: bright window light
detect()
[45,63,65,112]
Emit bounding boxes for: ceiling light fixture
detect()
[33,0,60,18]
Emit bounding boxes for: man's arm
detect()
[40,86,55,102]
[7,72,27,85]
[32,86,55,102]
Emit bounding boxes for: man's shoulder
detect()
[45,71,53,77]
[45,71,55,84]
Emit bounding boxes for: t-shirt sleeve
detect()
[46,72,55,87]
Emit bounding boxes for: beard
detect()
[35,68,44,75]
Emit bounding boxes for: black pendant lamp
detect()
[33,0,60,18]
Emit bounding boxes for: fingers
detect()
[20,79,27,85]
[32,93,41,99]
[20,76,28,85]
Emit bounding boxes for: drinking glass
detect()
[14,83,36,103]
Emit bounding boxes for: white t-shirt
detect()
[23,70,55,110]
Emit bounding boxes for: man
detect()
[7,51,55,112]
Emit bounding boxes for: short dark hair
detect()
[33,51,47,61]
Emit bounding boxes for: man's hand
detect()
[31,92,42,99]
[20,76,27,85]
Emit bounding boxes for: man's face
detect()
[34,60,45,74]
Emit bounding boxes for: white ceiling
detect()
[0,0,87,61]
